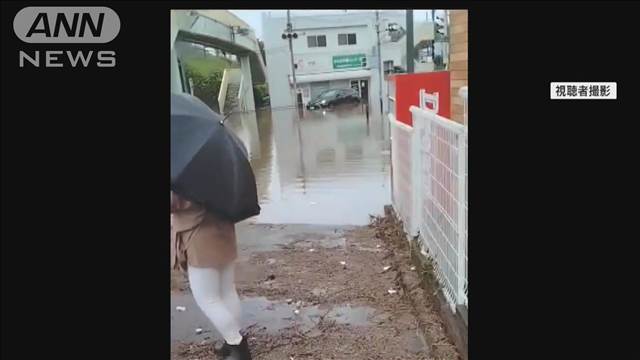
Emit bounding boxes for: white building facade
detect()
[263,11,431,112]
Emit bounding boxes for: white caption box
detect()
[550,82,617,100]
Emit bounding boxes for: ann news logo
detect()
[13,7,120,68]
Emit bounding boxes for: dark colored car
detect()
[306,88,360,110]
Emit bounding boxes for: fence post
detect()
[422,108,432,258]
[456,131,467,305]
[389,114,395,207]
[411,108,423,237]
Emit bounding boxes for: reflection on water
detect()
[226,106,391,225]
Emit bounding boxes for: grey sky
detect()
[230,10,437,40]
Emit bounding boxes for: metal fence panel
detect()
[389,114,413,232]
[411,105,467,311]
[390,89,468,311]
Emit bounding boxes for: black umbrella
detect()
[171,93,260,223]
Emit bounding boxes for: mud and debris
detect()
[171,211,459,360]
[370,206,459,360]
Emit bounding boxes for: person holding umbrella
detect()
[171,93,260,360]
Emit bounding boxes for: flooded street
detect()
[225,105,391,226]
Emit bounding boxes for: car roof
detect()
[314,88,357,98]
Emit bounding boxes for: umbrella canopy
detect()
[171,93,260,223]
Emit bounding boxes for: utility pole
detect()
[431,10,435,64]
[286,10,298,108]
[375,10,384,116]
[406,10,414,73]
[433,10,450,70]
[444,10,450,69]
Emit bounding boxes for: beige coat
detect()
[170,192,237,271]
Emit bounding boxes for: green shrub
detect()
[184,66,223,113]
[253,83,270,108]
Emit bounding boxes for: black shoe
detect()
[222,337,252,360]
[214,341,231,357]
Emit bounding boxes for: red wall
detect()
[391,71,451,126]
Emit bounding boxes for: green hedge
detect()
[184,66,223,113]
[253,83,270,108]
[185,61,270,111]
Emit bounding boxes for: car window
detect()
[318,90,339,99]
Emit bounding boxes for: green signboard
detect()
[332,54,367,69]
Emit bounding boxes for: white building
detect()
[262,11,434,111]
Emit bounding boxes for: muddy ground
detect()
[171,213,459,360]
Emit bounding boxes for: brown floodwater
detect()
[225,105,391,225]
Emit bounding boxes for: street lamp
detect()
[281,32,298,40]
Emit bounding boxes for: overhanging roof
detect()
[289,69,372,84]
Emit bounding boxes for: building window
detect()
[307,35,326,48]
[338,33,357,46]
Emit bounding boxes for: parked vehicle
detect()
[306,88,360,110]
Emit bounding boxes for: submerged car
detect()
[306,88,360,110]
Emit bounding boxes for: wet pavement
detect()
[171,223,438,360]
[171,223,363,346]
[171,223,362,346]
[234,223,354,257]
[225,105,391,225]
[171,293,375,343]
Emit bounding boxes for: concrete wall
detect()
[198,10,250,29]
[170,9,265,114]
[171,10,189,93]
[239,55,256,112]
[262,13,295,108]
[449,10,468,124]
[381,40,404,71]
[171,47,182,93]
[291,25,373,76]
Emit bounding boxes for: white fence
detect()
[390,88,468,312]
[390,116,413,230]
